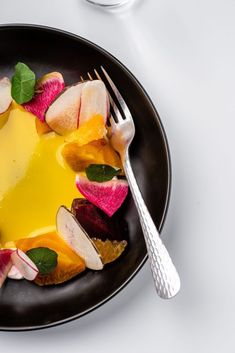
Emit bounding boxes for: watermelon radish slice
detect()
[23,72,64,122]
[75,175,128,217]
[7,265,23,280]
[11,249,39,281]
[0,249,13,288]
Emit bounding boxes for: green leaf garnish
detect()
[26,247,58,275]
[85,164,121,182]
[11,62,36,104]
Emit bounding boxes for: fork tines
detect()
[85,67,133,123]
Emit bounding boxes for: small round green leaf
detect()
[85,164,121,182]
[11,62,36,104]
[26,247,58,276]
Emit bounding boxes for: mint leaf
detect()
[11,62,36,104]
[85,164,121,182]
[26,247,58,275]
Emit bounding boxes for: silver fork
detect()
[84,67,181,299]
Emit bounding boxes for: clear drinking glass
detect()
[85,0,133,7]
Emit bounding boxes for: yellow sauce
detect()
[0,105,81,244]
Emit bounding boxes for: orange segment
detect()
[92,238,127,265]
[66,114,107,146]
[35,118,52,135]
[62,138,122,172]
[0,109,10,129]
[16,232,85,286]
[0,101,21,129]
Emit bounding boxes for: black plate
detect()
[0,24,171,331]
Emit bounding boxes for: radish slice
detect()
[56,206,103,270]
[0,77,12,114]
[0,249,13,288]
[46,82,84,135]
[7,265,24,280]
[11,249,39,281]
[23,72,64,122]
[79,80,108,126]
[76,175,129,217]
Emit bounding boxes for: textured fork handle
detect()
[124,154,181,299]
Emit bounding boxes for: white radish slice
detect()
[0,77,12,114]
[79,80,108,126]
[11,249,39,281]
[56,206,103,270]
[46,82,84,135]
[7,265,24,280]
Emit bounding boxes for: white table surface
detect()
[1,0,235,351]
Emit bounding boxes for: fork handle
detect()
[123,154,180,299]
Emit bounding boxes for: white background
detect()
[1,0,235,352]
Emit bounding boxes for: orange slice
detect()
[0,108,10,129]
[62,138,122,172]
[16,232,85,286]
[92,238,127,265]
[35,118,52,135]
[66,114,107,146]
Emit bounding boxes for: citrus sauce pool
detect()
[0,104,82,244]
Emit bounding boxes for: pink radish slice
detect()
[7,265,23,280]
[11,249,38,281]
[23,72,64,122]
[76,175,129,217]
[0,77,12,114]
[0,249,13,288]
[79,80,108,126]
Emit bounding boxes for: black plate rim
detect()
[0,23,172,331]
